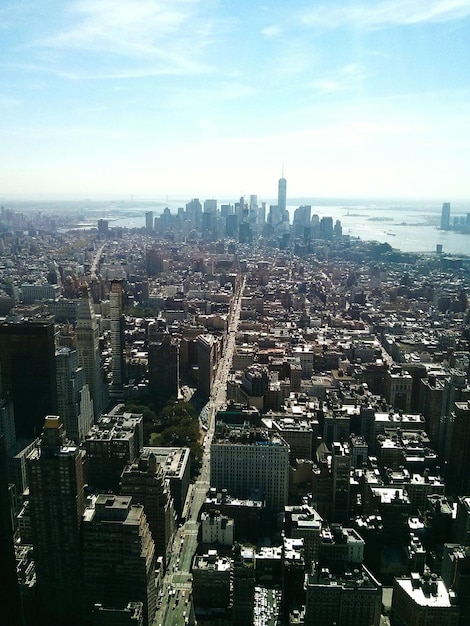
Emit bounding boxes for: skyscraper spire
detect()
[278,173,287,215]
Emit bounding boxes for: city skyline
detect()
[1,0,470,200]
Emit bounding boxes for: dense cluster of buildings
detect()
[0,187,470,625]
[440,201,470,234]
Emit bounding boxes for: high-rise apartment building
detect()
[454,496,470,546]
[225,213,239,237]
[186,198,202,228]
[83,494,157,626]
[293,204,312,236]
[109,280,125,400]
[385,366,413,413]
[197,333,219,398]
[84,413,143,493]
[120,452,177,562]
[56,347,93,443]
[0,364,16,456]
[331,441,351,523]
[210,426,289,512]
[319,215,334,240]
[447,400,470,494]
[145,211,153,233]
[441,545,470,624]
[145,247,164,276]
[27,416,85,625]
[76,288,104,418]
[238,221,253,244]
[147,332,179,406]
[0,317,57,439]
[142,446,191,518]
[441,202,451,230]
[204,198,217,213]
[97,219,109,236]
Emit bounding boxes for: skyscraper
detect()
[83,494,157,626]
[120,452,177,564]
[0,433,21,626]
[331,441,351,523]
[293,204,312,237]
[84,412,143,493]
[56,347,94,442]
[0,317,57,438]
[197,333,220,398]
[278,176,287,214]
[185,198,202,228]
[147,331,179,407]
[109,280,124,400]
[210,426,289,512]
[441,202,451,230]
[447,399,470,494]
[76,287,104,418]
[27,416,85,625]
[145,210,154,232]
[0,364,16,456]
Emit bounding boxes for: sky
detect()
[1,0,470,201]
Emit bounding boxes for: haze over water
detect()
[102,198,470,256]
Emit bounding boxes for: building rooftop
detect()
[193,551,231,572]
[395,573,455,608]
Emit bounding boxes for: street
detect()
[153,275,245,625]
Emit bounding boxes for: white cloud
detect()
[311,79,343,94]
[43,0,201,50]
[33,0,218,77]
[310,63,367,93]
[301,0,470,29]
[261,25,282,38]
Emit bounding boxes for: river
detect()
[93,198,470,256]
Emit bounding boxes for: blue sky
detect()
[1,0,470,200]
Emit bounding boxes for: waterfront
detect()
[94,198,470,256]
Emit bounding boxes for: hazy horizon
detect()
[2,1,470,198]
[1,194,469,212]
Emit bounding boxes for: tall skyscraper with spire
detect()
[27,416,85,625]
[278,174,287,215]
[76,287,104,418]
[269,173,288,230]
